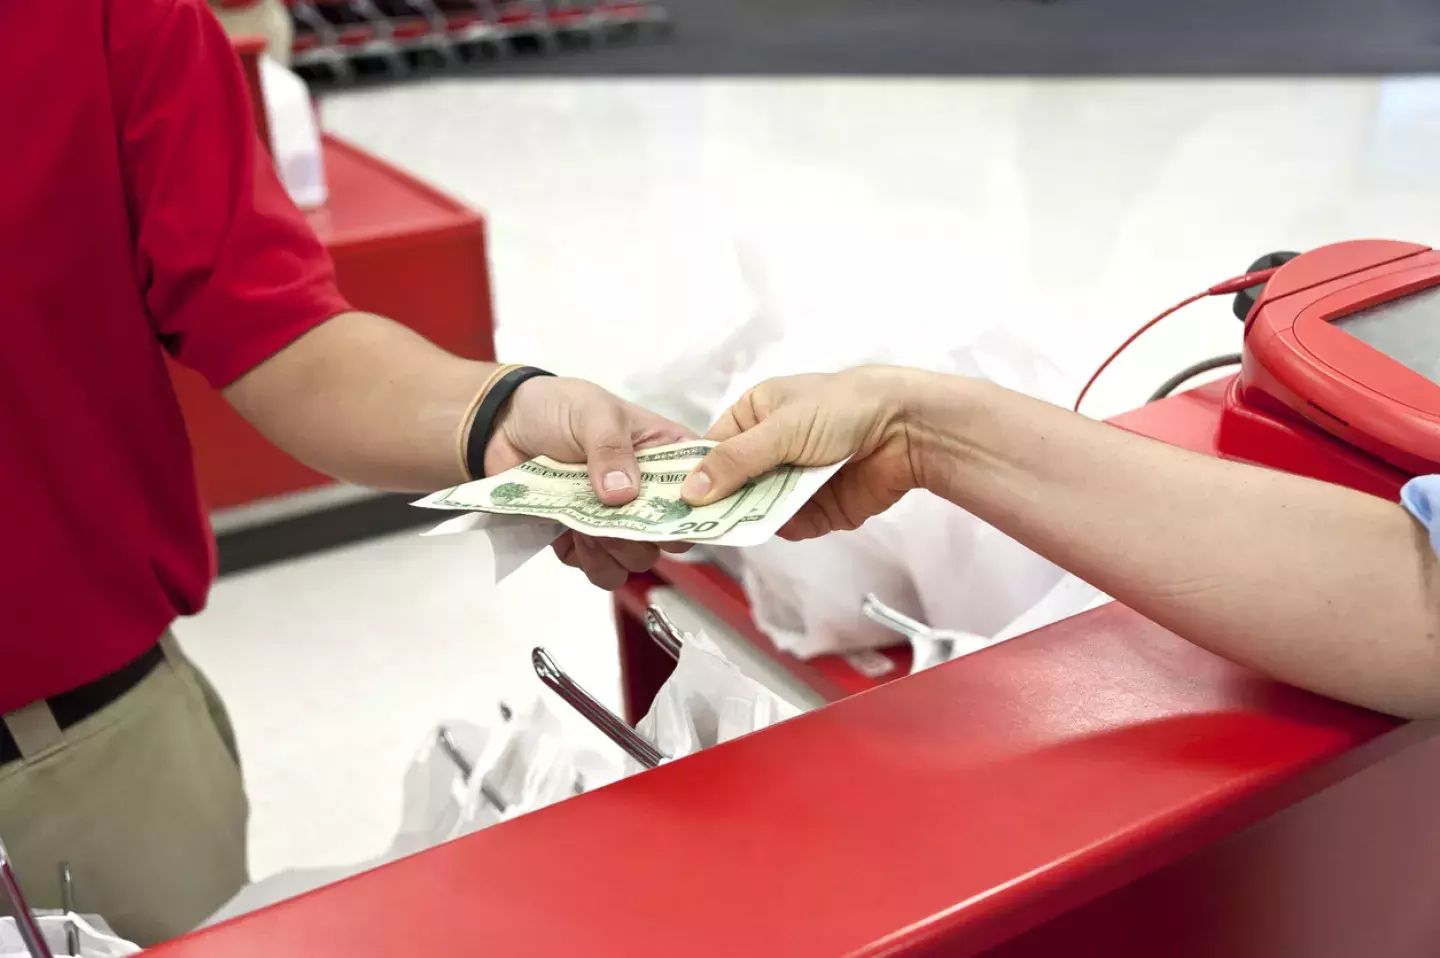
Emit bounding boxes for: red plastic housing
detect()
[1233,238,1440,477]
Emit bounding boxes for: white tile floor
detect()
[171,75,1440,881]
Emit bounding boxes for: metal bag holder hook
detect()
[643,606,684,661]
[861,593,932,641]
[533,648,665,769]
[435,725,511,813]
[863,593,971,663]
[58,864,77,957]
[0,838,55,958]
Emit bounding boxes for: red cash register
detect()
[1222,238,1440,494]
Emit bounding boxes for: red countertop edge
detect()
[852,704,1414,958]
[155,599,1401,958]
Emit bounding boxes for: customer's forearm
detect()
[908,375,1440,718]
[226,312,494,492]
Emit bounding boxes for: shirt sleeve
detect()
[1400,475,1440,556]
[110,0,351,389]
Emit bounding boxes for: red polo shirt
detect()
[0,0,350,713]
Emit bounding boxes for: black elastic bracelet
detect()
[465,366,556,480]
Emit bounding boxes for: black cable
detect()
[1145,250,1293,404]
[1147,354,1242,403]
[1232,251,1299,321]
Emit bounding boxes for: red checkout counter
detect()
[148,237,1440,956]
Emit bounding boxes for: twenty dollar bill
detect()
[412,441,844,547]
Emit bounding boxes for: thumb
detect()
[577,404,640,506]
[682,415,792,505]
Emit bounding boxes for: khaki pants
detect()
[0,636,250,947]
[210,0,295,66]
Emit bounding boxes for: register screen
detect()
[1334,285,1440,386]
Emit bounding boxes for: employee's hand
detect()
[485,376,694,589]
[680,367,929,540]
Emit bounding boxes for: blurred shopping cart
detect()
[284,0,672,85]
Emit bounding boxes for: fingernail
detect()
[681,469,711,502]
[603,470,634,493]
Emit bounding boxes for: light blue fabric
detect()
[1400,475,1440,556]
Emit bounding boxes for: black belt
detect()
[0,645,165,766]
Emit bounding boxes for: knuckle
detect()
[588,562,626,590]
[705,441,739,468]
[706,447,749,483]
[621,544,659,573]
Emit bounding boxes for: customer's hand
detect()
[680,367,929,540]
[485,376,694,589]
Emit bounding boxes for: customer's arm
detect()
[911,375,1440,718]
[683,368,1440,718]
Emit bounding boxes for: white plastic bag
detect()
[911,574,1110,670]
[490,207,759,416]
[875,492,1070,641]
[991,574,1112,644]
[418,513,563,585]
[741,527,925,659]
[207,701,618,925]
[645,585,823,712]
[861,593,990,673]
[735,325,1082,660]
[0,914,138,957]
[631,632,801,775]
[204,718,500,925]
[617,246,780,435]
[480,699,620,818]
[695,233,1080,659]
[867,572,1112,674]
[385,719,502,861]
[742,489,1071,661]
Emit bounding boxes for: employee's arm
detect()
[112,0,692,589]
[223,313,692,590]
[119,1,680,497]
[682,367,1440,719]
[223,310,677,495]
